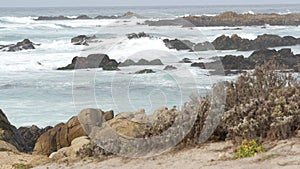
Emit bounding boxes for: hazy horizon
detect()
[0,0,299,7]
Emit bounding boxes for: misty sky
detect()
[0,0,299,7]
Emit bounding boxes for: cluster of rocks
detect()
[0,109,50,152]
[212,34,300,51]
[0,39,37,52]
[145,11,300,27]
[191,48,300,75]
[163,34,300,52]
[35,11,142,21]
[57,54,119,70]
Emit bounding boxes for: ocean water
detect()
[1,5,300,127]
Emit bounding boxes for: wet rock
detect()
[163,39,194,51]
[76,15,92,20]
[191,62,205,69]
[71,35,96,45]
[135,69,156,74]
[35,15,70,20]
[179,58,192,63]
[126,32,150,39]
[119,58,163,67]
[212,34,300,51]
[0,39,36,52]
[163,65,177,70]
[57,54,119,70]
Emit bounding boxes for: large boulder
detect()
[0,109,28,152]
[57,54,119,70]
[33,109,114,156]
[33,117,86,156]
[49,136,90,160]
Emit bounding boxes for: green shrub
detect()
[233,140,265,159]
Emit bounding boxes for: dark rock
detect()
[18,125,52,152]
[35,15,71,21]
[191,62,205,69]
[149,59,163,65]
[135,69,156,74]
[0,109,28,152]
[194,42,214,51]
[119,58,163,67]
[119,59,136,67]
[71,35,96,45]
[163,65,177,70]
[94,15,118,19]
[179,58,192,63]
[126,32,150,39]
[0,39,36,52]
[163,39,194,51]
[76,15,92,20]
[57,54,119,70]
[212,34,300,51]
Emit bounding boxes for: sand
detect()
[30,137,300,169]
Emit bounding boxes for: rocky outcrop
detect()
[57,54,119,70]
[33,109,114,156]
[0,109,28,152]
[119,58,163,67]
[193,48,300,74]
[135,69,156,74]
[18,125,52,152]
[0,39,37,52]
[145,11,300,27]
[212,34,300,51]
[71,35,96,45]
[162,34,300,52]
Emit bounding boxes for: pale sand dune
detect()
[32,137,300,169]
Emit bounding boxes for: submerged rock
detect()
[135,69,156,74]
